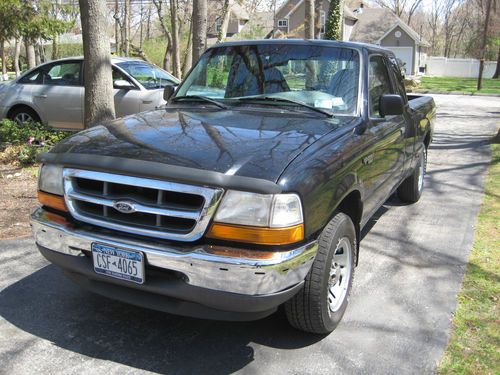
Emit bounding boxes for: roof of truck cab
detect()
[207,38,391,54]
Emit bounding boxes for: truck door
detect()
[361,54,406,218]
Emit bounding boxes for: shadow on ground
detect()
[0,264,324,374]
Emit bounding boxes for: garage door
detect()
[384,47,413,75]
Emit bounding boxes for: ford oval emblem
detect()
[113,201,136,214]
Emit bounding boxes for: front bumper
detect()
[31,208,318,320]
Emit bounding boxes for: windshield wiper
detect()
[236,96,333,118]
[171,95,227,109]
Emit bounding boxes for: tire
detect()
[397,144,427,203]
[8,106,41,125]
[285,212,356,334]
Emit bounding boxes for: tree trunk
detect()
[14,38,21,76]
[114,0,120,54]
[304,0,315,39]
[182,20,193,77]
[216,0,232,43]
[163,35,172,72]
[124,0,130,56]
[146,4,152,40]
[493,46,500,79]
[170,0,181,78]
[35,44,41,66]
[192,0,208,63]
[52,34,59,60]
[325,0,343,40]
[79,0,116,128]
[314,0,323,39]
[26,42,36,69]
[0,41,7,81]
[477,0,492,90]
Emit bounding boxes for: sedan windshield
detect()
[117,61,178,89]
[175,44,360,115]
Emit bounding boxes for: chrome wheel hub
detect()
[328,237,352,314]
[14,113,34,124]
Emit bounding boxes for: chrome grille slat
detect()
[63,169,224,241]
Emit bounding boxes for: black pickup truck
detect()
[32,40,435,334]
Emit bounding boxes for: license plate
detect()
[92,243,145,284]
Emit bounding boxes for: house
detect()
[269,0,428,75]
[207,1,250,39]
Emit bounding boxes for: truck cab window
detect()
[369,56,393,117]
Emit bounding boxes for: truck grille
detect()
[63,169,223,241]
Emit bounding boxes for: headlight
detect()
[38,164,64,195]
[213,191,303,228]
[208,190,304,245]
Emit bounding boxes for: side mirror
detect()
[163,84,176,101]
[379,94,404,117]
[114,79,134,90]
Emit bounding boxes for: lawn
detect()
[418,76,500,95]
[438,132,500,374]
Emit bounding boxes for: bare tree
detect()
[114,0,120,54]
[376,0,424,25]
[192,0,208,62]
[153,0,173,71]
[170,0,181,78]
[477,0,496,89]
[314,0,323,38]
[305,0,315,39]
[217,0,233,43]
[79,0,115,128]
[124,0,131,56]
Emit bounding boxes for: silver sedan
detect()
[0,56,180,130]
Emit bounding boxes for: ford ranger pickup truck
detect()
[32,40,435,334]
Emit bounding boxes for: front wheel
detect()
[285,212,356,334]
[397,144,427,203]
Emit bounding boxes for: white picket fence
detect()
[423,56,497,78]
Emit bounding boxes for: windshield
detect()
[175,44,360,115]
[117,61,179,89]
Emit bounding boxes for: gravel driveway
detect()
[0,94,498,374]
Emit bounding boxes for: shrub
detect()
[0,119,70,167]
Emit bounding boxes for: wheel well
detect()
[336,190,362,264]
[6,104,40,121]
[424,132,431,149]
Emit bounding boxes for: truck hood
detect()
[51,107,356,182]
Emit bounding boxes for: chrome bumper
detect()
[31,208,318,296]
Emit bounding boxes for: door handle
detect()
[35,94,48,98]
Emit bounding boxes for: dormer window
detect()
[278,19,288,28]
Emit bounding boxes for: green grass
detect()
[438,133,500,374]
[418,76,500,95]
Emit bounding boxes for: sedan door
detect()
[112,66,142,117]
[30,60,84,129]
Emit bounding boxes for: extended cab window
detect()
[368,56,393,117]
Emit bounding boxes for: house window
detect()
[278,19,288,28]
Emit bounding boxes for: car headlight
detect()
[207,190,304,245]
[38,164,64,195]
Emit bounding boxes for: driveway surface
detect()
[0,94,498,375]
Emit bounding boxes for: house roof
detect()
[349,8,428,46]
[230,2,250,20]
[233,11,275,39]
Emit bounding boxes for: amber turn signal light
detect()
[38,191,68,212]
[206,223,304,245]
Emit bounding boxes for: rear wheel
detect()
[397,144,427,203]
[285,212,356,334]
[8,106,41,125]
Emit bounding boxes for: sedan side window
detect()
[45,62,82,86]
[368,56,393,118]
